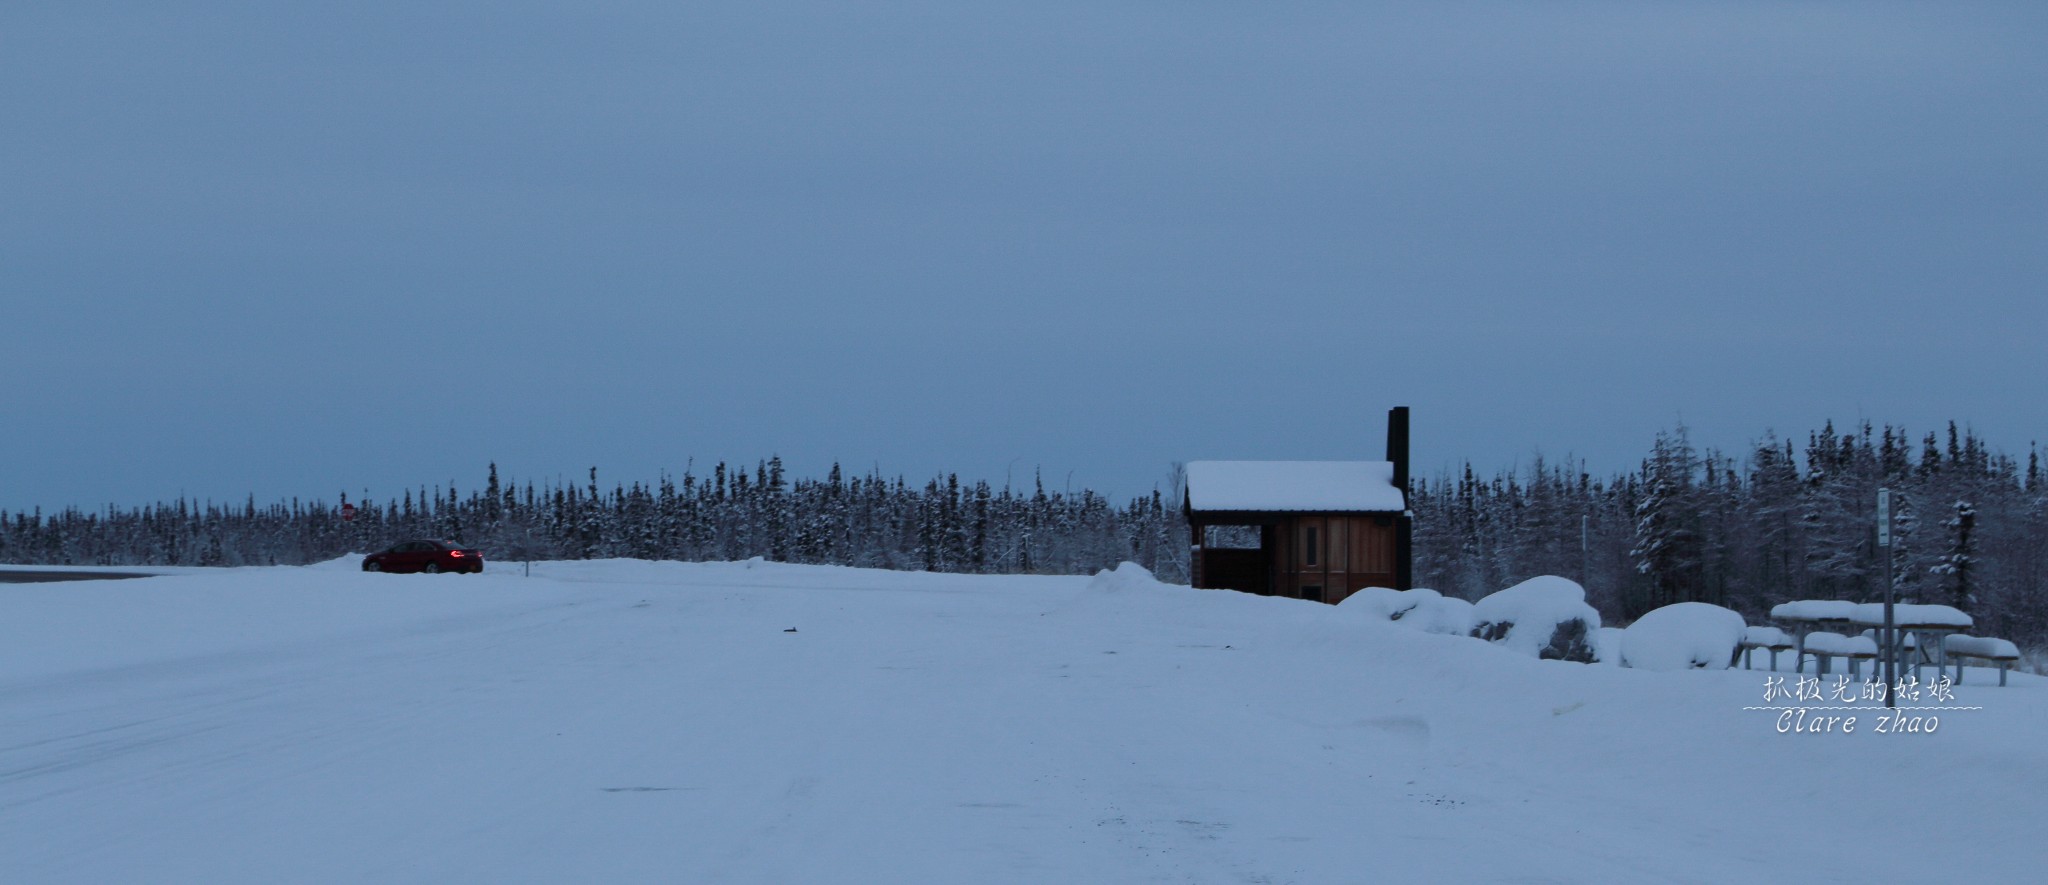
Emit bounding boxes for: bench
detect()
[1739,626,1796,671]
[1801,632,1878,678]
[1943,635,2021,687]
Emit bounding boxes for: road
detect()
[0,569,156,584]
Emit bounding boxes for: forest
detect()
[5,421,2043,651]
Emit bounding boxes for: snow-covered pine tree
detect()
[1931,499,1978,612]
[1630,427,1703,616]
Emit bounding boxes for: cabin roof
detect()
[1184,460,1406,513]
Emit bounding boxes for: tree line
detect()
[5,420,2043,648]
[1411,421,2047,649]
[0,459,1189,583]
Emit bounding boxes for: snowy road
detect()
[3,560,2043,883]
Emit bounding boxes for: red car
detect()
[362,540,484,574]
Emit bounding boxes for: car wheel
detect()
[364,561,381,572]
[424,563,442,574]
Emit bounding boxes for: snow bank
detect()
[4,559,2045,884]
[1336,586,1419,619]
[1620,603,1747,671]
[1337,587,1473,636]
[1592,626,1626,665]
[1087,561,1165,594]
[1470,576,1600,662]
[1406,595,1476,636]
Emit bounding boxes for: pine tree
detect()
[1931,500,1977,612]
[1630,427,1702,616]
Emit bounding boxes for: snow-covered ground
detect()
[3,559,2042,883]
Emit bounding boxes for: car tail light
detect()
[449,551,465,558]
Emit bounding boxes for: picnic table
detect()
[1769,600,1972,680]
[1848,603,1971,681]
[1770,601,1856,674]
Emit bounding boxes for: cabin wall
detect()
[1191,512,1401,603]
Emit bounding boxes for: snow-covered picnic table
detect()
[1735,626,1795,671]
[1770,601,1973,680]
[1942,635,2022,686]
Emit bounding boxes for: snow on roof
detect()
[1184,461,1406,513]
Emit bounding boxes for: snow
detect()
[1769,601,1971,629]
[1741,626,1794,649]
[1336,587,1474,636]
[1088,559,1165,592]
[3,559,2044,883]
[1847,603,1973,629]
[1184,461,1405,512]
[1337,585,1418,618]
[1801,631,1879,657]
[1619,603,1748,671]
[1470,576,1601,660]
[1592,626,1626,664]
[1945,635,2021,660]
[1770,600,1858,621]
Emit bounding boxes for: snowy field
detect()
[3,560,2043,884]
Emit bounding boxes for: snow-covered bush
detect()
[1338,586,1419,619]
[1619,602,1746,671]
[1404,595,1476,637]
[1469,576,1601,663]
[1337,587,1474,636]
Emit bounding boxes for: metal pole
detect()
[1879,487,1895,709]
[1580,514,1590,586]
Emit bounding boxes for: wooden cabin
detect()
[1183,407,1413,604]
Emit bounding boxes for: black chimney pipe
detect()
[1387,406,1413,591]
[1386,406,1410,497]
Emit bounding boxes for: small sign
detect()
[1876,488,1890,547]
[341,502,356,522]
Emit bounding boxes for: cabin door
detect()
[1290,516,1349,603]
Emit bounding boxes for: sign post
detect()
[1878,487,1894,709]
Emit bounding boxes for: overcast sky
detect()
[5,1,2044,513]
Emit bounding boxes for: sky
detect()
[5,1,2045,513]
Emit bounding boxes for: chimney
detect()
[1387,405,1415,591]
[1386,405,1410,502]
